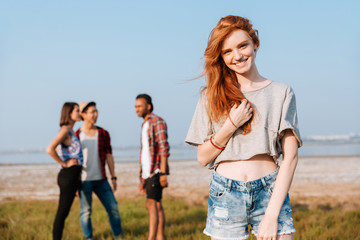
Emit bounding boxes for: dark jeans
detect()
[53,165,82,240]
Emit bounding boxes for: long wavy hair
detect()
[203,15,259,134]
[59,102,78,127]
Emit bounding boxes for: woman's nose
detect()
[233,49,242,60]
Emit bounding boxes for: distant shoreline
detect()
[2,141,360,165]
[1,154,360,166]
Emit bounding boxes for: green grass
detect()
[0,198,359,240]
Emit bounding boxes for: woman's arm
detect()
[197,100,253,166]
[46,128,75,168]
[258,129,299,239]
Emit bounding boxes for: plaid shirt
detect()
[75,126,112,180]
[140,113,170,182]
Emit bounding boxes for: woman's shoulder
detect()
[59,126,71,134]
[265,81,295,97]
[57,127,71,144]
[268,81,292,91]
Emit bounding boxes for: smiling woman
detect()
[221,30,258,77]
[186,15,302,240]
[202,16,260,135]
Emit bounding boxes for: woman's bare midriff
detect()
[215,154,277,181]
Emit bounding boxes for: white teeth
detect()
[235,58,248,65]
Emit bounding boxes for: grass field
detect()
[0,197,359,240]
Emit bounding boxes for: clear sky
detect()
[0,0,359,151]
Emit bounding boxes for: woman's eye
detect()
[239,44,247,49]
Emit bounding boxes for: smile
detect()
[234,57,248,67]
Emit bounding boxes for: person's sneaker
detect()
[115,233,124,239]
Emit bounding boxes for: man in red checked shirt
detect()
[75,101,123,240]
[135,94,170,240]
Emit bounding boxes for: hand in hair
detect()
[229,99,253,129]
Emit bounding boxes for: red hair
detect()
[203,15,259,134]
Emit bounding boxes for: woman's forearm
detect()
[47,147,65,167]
[197,100,253,167]
[47,127,68,167]
[265,155,297,217]
[265,130,298,217]
[197,118,236,166]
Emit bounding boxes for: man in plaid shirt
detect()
[76,102,123,240]
[135,94,170,240]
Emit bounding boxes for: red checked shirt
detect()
[75,126,112,180]
[140,113,170,182]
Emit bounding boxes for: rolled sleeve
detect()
[104,130,112,154]
[155,119,170,157]
[278,87,302,148]
[185,95,213,147]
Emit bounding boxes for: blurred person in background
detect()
[47,102,83,240]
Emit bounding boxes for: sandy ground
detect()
[1,156,359,209]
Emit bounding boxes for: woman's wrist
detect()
[210,120,237,148]
[228,115,238,129]
[264,210,279,219]
[265,204,280,218]
[210,135,225,150]
[223,118,238,134]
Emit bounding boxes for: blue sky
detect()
[0,0,359,151]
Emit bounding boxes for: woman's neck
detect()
[236,66,267,91]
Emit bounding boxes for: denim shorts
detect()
[204,169,295,240]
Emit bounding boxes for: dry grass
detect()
[0,197,359,240]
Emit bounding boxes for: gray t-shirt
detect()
[79,131,103,181]
[185,81,302,169]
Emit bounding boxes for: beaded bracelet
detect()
[210,135,225,150]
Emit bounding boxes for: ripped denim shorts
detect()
[204,169,295,240]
